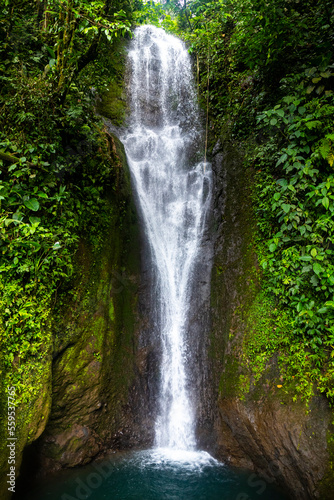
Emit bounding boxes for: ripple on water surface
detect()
[22,448,287,500]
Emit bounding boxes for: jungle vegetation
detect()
[0,0,136,404]
[0,0,334,418]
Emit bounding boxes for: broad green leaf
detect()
[276,153,287,166]
[322,197,330,210]
[24,198,40,211]
[300,255,312,262]
[305,120,321,130]
[282,203,291,213]
[283,95,295,104]
[277,178,288,187]
[310,275,319,286]
[46,47,55,59]
[313,263,323,275]
[29,216,41,224]
[305,67,317,77]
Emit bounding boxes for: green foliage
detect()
[133,1,190,35]
[252,71,334,400]
[0,0,134,404]
[0,0,133,97]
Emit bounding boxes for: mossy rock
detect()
[97,80,128,126]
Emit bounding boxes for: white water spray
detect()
[122,25,211,450]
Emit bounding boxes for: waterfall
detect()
[121,25,211,450]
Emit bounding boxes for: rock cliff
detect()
[209,139,334,499]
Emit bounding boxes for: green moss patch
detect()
[97,80,127,126]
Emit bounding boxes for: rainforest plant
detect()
[0,0,134,400]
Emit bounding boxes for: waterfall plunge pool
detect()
[21,449,287,500]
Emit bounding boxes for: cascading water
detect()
[20,25,288,500]
[121,25,212,451]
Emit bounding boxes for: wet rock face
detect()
[209,140,334,499]
[16,135,156,482]
[43,424,100,469]
[216,397,332,500]
[186,199,216,449]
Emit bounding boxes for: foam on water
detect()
[134,448,222,470]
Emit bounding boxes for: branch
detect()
[0,151,34,168]
[183,1,193,31]
[57,32,100,105]
[0,151,19,164]
[75,34,100,76]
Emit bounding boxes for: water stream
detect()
[20,26,288,500]
[121,24,211,451]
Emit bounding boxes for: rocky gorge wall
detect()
[9,133,158,498]
[209,138,334,499]
[2,59,333,500]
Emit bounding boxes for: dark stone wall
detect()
[208,138,334,499]
[14,135,155,494]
